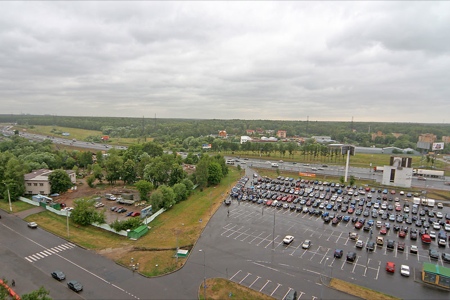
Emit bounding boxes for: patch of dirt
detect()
[98,245,134,259]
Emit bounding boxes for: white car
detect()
[27,222,38,229]
[399,191,405,196]
[376,221,383,228]
[438,239,447,247]
[436,211,443,218]
[302,240,311,249]
[410,245,418,254]
[283,235,294,245]
[430,231,436,239]
[356,240,364,248]
[433,222,441,230]
[400,265,410,277]
[437,203,444,209]
[445,223,450,232]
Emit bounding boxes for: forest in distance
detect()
[1,114,449,152]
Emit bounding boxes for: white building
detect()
[240,136,252,144]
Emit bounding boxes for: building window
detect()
[39,183,44,186]
[33,183,38,186]
[423,271,437,284]
[27,183,32,186]
[40,191,45,195]
[438,275,450,288]
[28,191,32,194]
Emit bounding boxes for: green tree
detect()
[349,175,356,186]
[181,178,194,195]
[104,154,123,185]
[207,162,223,185]
[121,159,137,185]
[86,175,95,188]
[150,189,164,210]
[173,183,188,203]
[21,286,52,300]
[194,156,209,189]
[339,176,345,185]
[135,180,153,201]
[92,164,104,182]
[71,198,106,226]
[159,185,175,209]
[3,157,27,201]
[48,169,73,194]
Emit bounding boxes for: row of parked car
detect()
[50,270,83,292]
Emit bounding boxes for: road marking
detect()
[341,260,346,270]
[282,288,292,300]
[249,232,266,244]
[229,270,241,280]
[234,228,250,240]
[249,276,260,288]
[320,249,330,264]
[270,283,282,296]
[326,230,334,241]
[25,257,33,262]
[374,261,380,280]
[221,225,237,236]
[259,280,271,292]
[257,234,271,246]
[239,272,252,284]
[352,257,359,273]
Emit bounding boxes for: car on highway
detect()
[27,222,38,229]
[334,249,344,258]
[67,280,83,292]
[51,270,66,281]
[386,261,395,273]
[400,265,410,277]
[302,240,311,249]
[283,235,294,245]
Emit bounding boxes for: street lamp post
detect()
[66,209,70,238]
[199,249,206,300]
[320,257,329,300]
[3,182,12,212]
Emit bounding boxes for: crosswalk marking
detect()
[25,243,76,263]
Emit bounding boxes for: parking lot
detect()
[222,174,450,299]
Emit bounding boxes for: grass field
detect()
[199,278,275,300]
[13,125,149,145]
[330,278,400,300]
[0,200,36,213]
[23,167,244,276]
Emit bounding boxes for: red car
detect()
[395,206,402,212]
[386,261,395,273]
[348,207,354,214]
[131,212,141,217]
[380,226,387,235]
[390,190,396,195]
[355,222,363,229]
[399,230,406,238]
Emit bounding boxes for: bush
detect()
[109,217,143,232]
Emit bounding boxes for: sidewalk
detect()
[13,206,45,219]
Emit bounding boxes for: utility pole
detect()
[3,182,12,212]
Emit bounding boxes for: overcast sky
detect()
[1,2,449,123]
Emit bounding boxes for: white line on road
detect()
[249,276,260,288]
[270,283,282,296]
[229,270,241,281]
[260,280,271,292]
[239,272,252,284]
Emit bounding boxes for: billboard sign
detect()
[202,144,212,149]
[432,142,444,151]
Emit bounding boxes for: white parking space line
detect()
[249,232,266,244]
[273,240,284,249]
[260,280,271,292]
[241,231,256,242]
[234,228,251,240]
[270,283,282,296]
[374,261,380,280]
[249,276,261,288]
[352,257,359,273]
[298,291,305,299]
[221,225,237,236]
[257,234,272,246]
[328,257,336,267]
[320,249,330,264]
[282,288,292,300]
[326,230,334,241]
[290,244,301,256]
[229,270,241,280]
[341,260,346,270]
[239,272,252,284]
[226,226,244,238]
[394,247,398,257]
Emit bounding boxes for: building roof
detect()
[423,262,450,277]
[25,169,75,181]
